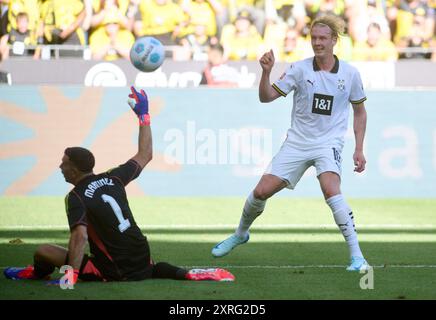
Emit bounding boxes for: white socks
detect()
[234,192,364,259]
[326,194,363,258]
[235,192,266,238]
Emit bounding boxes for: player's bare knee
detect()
[34,244,51,261]
[253,187,271,201]
[324,190,340,200]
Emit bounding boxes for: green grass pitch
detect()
[0,196,435,300]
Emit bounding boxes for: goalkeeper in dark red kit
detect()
[4,87,234,285]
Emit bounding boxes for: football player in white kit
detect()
[212,15,369,271]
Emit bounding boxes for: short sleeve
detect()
[65,192,87,231]
[106,159,142,186]
[272,64,300,97]
[349,70,367,104]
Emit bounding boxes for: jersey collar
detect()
[312,55,339,73]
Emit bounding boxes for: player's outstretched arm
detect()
[128,86,153,169]
[259,49,281,103]
[352,102,367,173]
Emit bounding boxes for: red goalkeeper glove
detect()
[128,86,150,126]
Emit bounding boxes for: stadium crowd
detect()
[0,0,435,62]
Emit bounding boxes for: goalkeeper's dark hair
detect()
[64,147,95,173]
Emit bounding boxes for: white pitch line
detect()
[1,265,435,270]
[0,224,435,230]
[185,265,436,269]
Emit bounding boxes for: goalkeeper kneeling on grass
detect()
[4,86,234,285]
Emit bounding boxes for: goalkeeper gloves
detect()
[128,86,150,126]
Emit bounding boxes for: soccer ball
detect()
[129,37,165,72]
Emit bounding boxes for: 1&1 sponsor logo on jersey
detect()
[312,93,334,116]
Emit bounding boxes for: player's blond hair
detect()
[310,15,346,39]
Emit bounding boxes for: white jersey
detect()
[272,56,366,150]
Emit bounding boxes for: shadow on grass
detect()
[1,227,436,240]
[1,229,435,266]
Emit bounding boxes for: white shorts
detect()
[264,142,343,189]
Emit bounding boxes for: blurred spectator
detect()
[7,0,40,35]
[225,0,266,34]
[0,11,39,59]
[179,0,222,38]
[93,0,138,31]
[267,0,306,33]
[200,43,239,87]
[220,9,263,61]
[0,0,9,38]
[0,0,432,63]
[305,0,347,21]
[177,22,218,61]
[389,0,435,44]
[397,13,432,59]
[89,0,136,60]
[353,22,398,61]
[133,0,187,45]
[262,0,307,57]
[385,0,397,37]
[262,16,287,53]
[347,0,391,43]
[0,51,12,84]
[263,22,310,62]
[333,34,353,61]
[204,0,226,36]
[279,28,311,62]
[39,0,86,46]
[174,0,220,60]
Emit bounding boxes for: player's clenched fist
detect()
[259,49,275,72]
[353,150,366,173]
[128,86,150,126]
